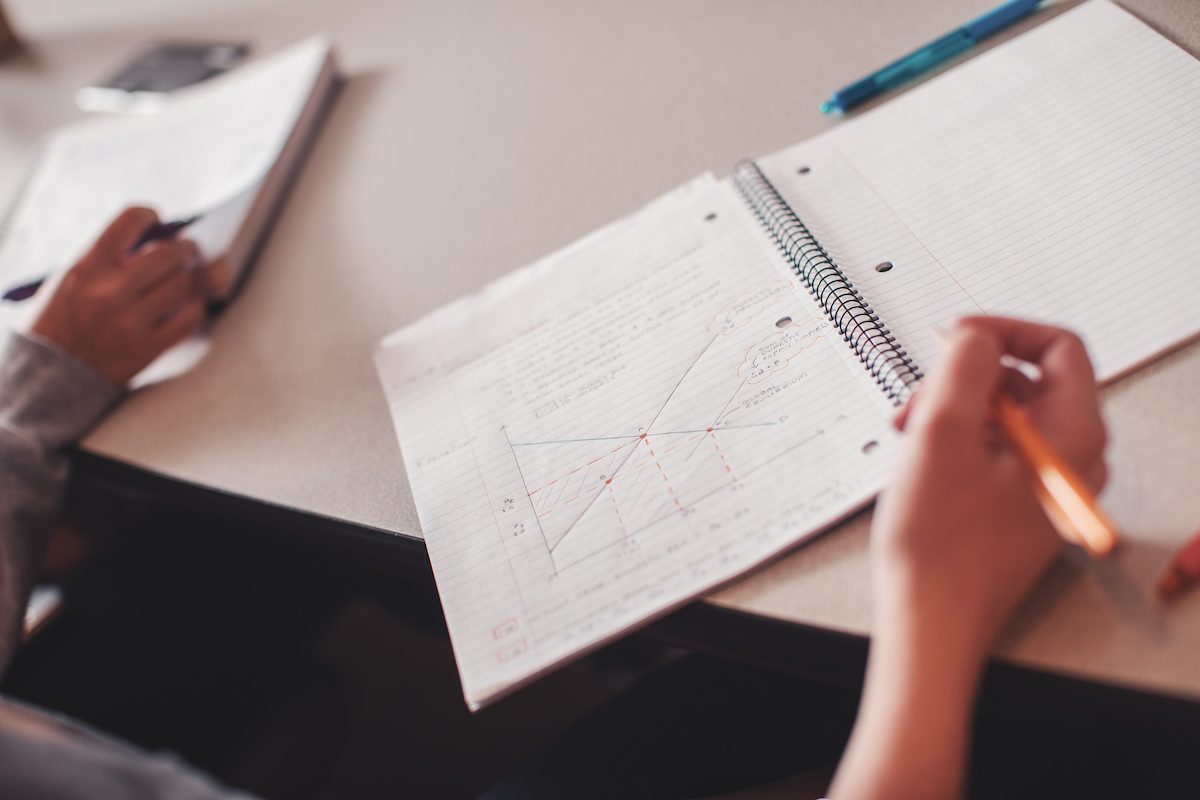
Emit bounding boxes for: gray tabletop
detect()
[4,0,1200,700]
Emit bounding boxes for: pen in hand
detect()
[2,214,202,303]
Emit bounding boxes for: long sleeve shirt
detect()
[0,330,253,799]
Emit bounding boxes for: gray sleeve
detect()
[0,330,120,674]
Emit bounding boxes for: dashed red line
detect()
[608,482,629,540]
[709,429,735,479]
[641,434,683,510]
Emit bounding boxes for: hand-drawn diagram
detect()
[503,315,834,573]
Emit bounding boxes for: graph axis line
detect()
[502,425,557,575]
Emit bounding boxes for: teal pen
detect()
[820,0,1043,114]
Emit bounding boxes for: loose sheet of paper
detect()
[758,0,1200,382]
[376,177,897,708]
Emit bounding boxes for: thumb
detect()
[909,325,1003,437]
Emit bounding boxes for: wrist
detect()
[877,561,999,669]
[0,331,123,449]
[868,576,993,725]
[835,605,986,800]
[873,605,988,700]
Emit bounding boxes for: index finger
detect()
[87,207,160,263]
[958,316,1097,388]
[959,315,1105,472]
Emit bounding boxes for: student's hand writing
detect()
[831,317,1108,800]
[875,316,1108,661]
[31,207,209,386]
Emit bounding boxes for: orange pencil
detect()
[992,396,1118,558]
[1157,530,1200,602]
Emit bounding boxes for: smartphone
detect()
[76,42,250,113]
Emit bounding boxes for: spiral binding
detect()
[732,160,922,405]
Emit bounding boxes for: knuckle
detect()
[166,268,189,289]
[117,316,140,339]
[170,241,199,270]
[1057,330,1090,360]
[170,304,205,339]
[186,298,206,320]
[121,206,158,227]
[128,243,165,267]
[155,239,188,262]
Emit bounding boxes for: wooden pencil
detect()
[992,395,1118,557]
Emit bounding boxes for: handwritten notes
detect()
[376,177,896,707]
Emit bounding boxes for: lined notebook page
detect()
[375,177,896,708]
[759,0,1200,379]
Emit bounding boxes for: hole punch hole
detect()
[875,261,894,273]
[775,316,793,329]
[797,166,811,175]
[704,212,718,222]
[862,440,879,455]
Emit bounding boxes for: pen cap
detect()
[964,0,1041,41]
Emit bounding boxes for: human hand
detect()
[874,316,1108,663]
[31,207,209,387]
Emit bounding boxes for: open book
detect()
[0,36,337,306]
[375,0,1200,709]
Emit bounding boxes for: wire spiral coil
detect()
[732,160,922,404]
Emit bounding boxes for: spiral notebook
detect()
[375,0,1200,708]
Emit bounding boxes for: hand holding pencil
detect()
[837,319,1115,798]
[875,317,1111,660]
[925,322,1120,557]
[840,317,1112,799]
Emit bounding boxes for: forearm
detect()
[830,605,986,800]
[0,331,119,673]
[0,427,68,672]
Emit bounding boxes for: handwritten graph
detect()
[501,318,837,573]
[375,177,898,708]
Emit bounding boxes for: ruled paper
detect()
[758,0,1200,381]
[375,177,897,708]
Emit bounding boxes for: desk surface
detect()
[4,0,1200,701]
